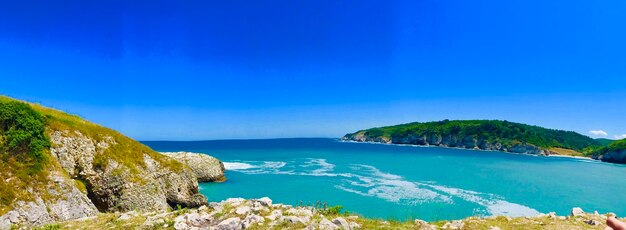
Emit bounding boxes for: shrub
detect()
[0,101,51,173]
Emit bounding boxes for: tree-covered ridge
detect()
[595,138,616,146]
[592,138,626,156]
[346,120,600,152]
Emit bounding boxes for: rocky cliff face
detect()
[342,132,555,156]
[593,150,626,164]
[161,152,226,182]
[0,96,215,229]
[49,130,208,212]
[0,169,98,228]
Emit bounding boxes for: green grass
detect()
[0,99,53,215]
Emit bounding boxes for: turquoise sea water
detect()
[144,138,626,221]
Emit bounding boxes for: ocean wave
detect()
[224,158,539,217]
[223,162,255,170]
[223,161,287,172]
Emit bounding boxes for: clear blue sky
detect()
[1,0,625,140]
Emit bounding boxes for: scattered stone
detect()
[117,211,137,221]
[198,205,208,211]
[319,218,339,230]
[225,198,246,207]
[235,206,251,215]
[571,207,585,217]
[548,212,557,220]
[143,218,165,227]
[174,221,188,230]
[216,217,242,230]
[0,219,11,230]
[283,216,305,225]
[174,215,186,223]
[488,226,501,230]
[442,220,464,229]
[187,212,212,227]
[242,214,264,229]
[414,219,436,230]
[332,217,351,230]
[286,207,313,217]
[256,197,273,207]
[267,210,283,221]
[251,206,269,213]
[585,219,601,226]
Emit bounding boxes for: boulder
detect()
[235,206,251,215]
[319,218,339,230]
[161,152,226,182]
[242,214,264,229]
[442,220,464,229]
[571,207,585,217]
[332,217,352,230]
[283,216,305,225]
[585,219,601,226]
[216,217,242,230]
[267,210,282,221]
[255,197,273,207]
[414,219,436,230]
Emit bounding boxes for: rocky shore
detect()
[342,133,561,156]
[39,197,620,230]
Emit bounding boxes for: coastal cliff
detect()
[343,130,556,155]
[343,120,600,156]
[0,96,223,228]
[592,138,626,164]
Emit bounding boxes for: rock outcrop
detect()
[593,150,626,164]
[0,170,98,228]
[49,130,208,212]
[1,95,218,229]
[161,152,226,182]
[343,133,557,156]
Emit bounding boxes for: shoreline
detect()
[339,139,599,161]
[50,197,617,230]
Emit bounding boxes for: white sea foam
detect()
[224,161,286,172]
[223,162,255,170]
[225,157,539,217]
[425,184,540,217]
[336,164,451,204]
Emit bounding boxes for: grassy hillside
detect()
[345,120,601,153]
[0,96,185,215]
[0,100,52,214]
